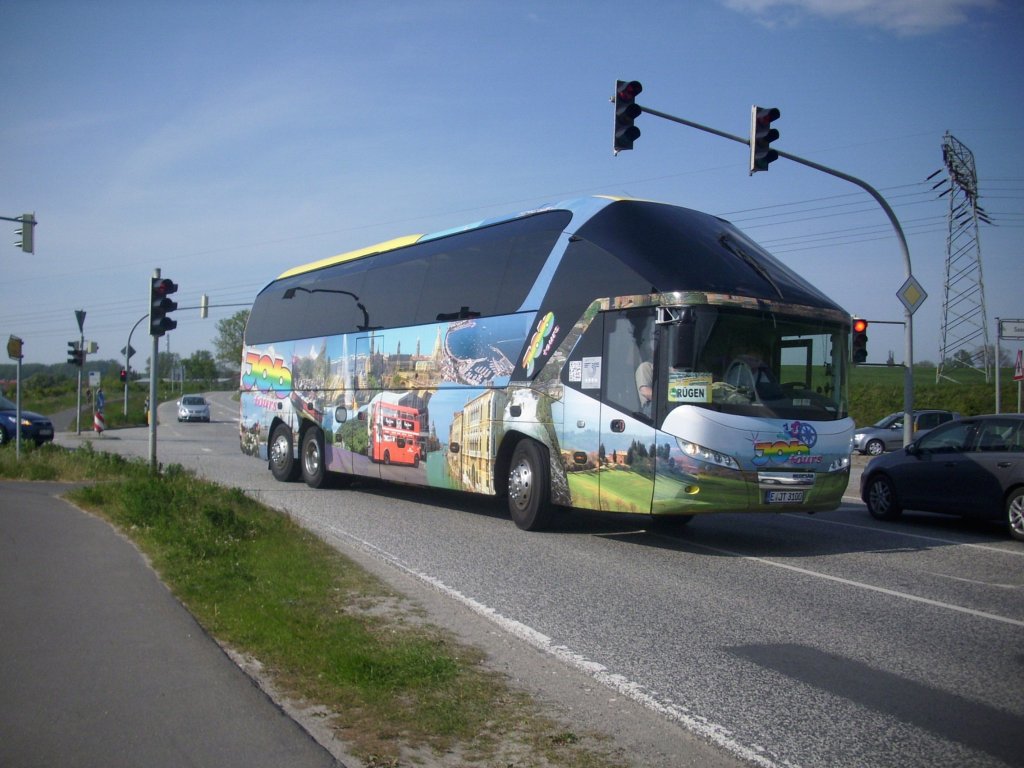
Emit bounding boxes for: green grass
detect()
[0,443,628,768]
[849,365,1018,426]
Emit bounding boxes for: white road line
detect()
[791,510,1024,557]
[325,524,788,768]
[677,538,1024,628]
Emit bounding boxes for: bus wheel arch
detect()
[506,437,554,531]
[300,426,328,488]
[269,420,300,482]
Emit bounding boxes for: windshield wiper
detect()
[719,235,783,299]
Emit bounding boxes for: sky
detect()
[1,0,1022,371]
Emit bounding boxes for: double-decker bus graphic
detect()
[369,395,422,467]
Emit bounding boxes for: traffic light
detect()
[15,213,35,253]
[120,368,128,383]
[749,106,781,173]
[852,318,869,364]
[150,277,179,337]
[613,80,643,152]
[67,341,83,367]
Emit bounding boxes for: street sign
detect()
[121,344,137,359]
[1014,349,1023,382]
[897,275,927,315]
[999,319,1024,340]
[7,334,23,360]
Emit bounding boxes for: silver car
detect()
[852,409,960,456]
[177,395,210,423]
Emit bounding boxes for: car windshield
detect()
[0,396,16,410]
[182,396,205,405]
[872,413,901,428]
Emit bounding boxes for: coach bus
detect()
[240,196,854,530]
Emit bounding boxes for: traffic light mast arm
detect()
[637,101,916,446]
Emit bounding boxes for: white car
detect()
[177,395,211,422]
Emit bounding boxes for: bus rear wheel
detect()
[269,423,300,482]
[507,439,553,531]
[301,428,327,488]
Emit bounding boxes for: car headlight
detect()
[677,438,740,470]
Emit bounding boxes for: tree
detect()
[214,309,250,369]
[185,349,218,383]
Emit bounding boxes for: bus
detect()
[240,196,854,530]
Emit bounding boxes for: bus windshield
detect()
[658,303,848,422]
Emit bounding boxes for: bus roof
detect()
[273,196,624,280]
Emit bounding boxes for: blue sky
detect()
[1,0,1022,370]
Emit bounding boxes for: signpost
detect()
[7,335,24,459]
[996,318,1024,413]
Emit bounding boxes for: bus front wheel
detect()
[507,440,553,531]
[269,423,300,482]
[301,428,327,488]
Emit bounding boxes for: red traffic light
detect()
[852,318,868,333]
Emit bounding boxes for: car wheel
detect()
[0,426,8,445]
[865,439,885,456]
[865,474,902,521]
[301,428,327,489]
[507,439,553,531]
[269,423,300,482]
[1006,488,1024,542]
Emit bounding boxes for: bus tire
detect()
[507,439,553,531]
[269,423,300,482]
[301,428,327,489]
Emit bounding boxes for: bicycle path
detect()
[0,481,342,768]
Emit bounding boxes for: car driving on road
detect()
[861,413,1024,541]
[0,395,55,446]
[852,409,960,455]
[177,395,211,423]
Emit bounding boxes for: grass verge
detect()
[0,443,626,768]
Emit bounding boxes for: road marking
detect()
[789,510,1024,557]
[676,538,1024,629]
[324,524,787,768]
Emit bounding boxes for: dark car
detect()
[0,395,55,446]
[861,414,1024,541]
[852,409,960,456]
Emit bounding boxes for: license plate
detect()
[765,490,804,504]
[39,428,53,437]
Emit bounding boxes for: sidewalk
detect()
[0,481,342,768]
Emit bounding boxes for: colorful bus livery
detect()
[241,196,855,530]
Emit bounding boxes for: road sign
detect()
[121,345,136,359]
[897,275,927,315]
[1014,349,1023,382]
[999,319,1024,340]
[7,334,23,360]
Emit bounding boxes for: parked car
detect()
[852,409,960,455]
[176,395,210,422]
[0,395,55,446]
[861,414,1024,541]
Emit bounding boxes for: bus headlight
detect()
[828,455,851,473]
[677,439,740,470]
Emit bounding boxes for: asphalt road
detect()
[56,393,1024,768]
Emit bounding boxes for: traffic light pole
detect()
[638,104,916,446]
[149,270,160,471]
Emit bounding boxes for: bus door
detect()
[599,309,657,514]
[560,308,656,514]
